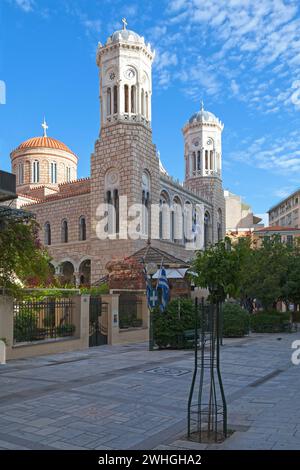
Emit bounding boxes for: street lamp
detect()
[145,262,157,351]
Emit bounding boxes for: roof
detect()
[12,136,77,157]
[0,205,34,220]
[255,226,300,233]
[21,178,91,206]
[129,243,189,267]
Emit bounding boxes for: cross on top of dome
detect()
[42,117,48,137]
[122,18,127,30]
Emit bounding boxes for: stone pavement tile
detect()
[26,417,57,427]
[0,439,29,450]
[47,441,87,450]
[170,439,208,450]
[63,432,107,446]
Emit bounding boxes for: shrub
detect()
[250,311,290,333]
[55,324,76,337]
[14,309,39,342]
[153,298,195,349]
[222,303,250,337]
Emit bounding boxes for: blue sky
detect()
[1,0,300,219]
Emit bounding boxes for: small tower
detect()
[96,18,155,129]
[183,103,225,244]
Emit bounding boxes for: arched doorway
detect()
[60,261,75,286]
[79,259,91,287]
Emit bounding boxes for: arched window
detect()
[142,171,150,237]
[79,216,87,241]
[173,196,183,243]
[197,151,201,171]
[50,162,57,184]
[217,209,222,241]
[66,166,71,182]
[141,89,144,116]
[113,85,118,114]
[124,84,129,113]
[18,163,24,184]
[145,92,149,119]
[61,219,68,243]
[193,152,196,173]
[159,191,171,240]
[204,211,211,248]
[105,169,120,237]
[32,160,40,183]
[131,86,136,113]
[107,88,112,115]
[184,201,193,243]
[205,151,209,170]
[210,150,214,170]
[44,222,51,246]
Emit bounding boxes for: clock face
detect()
[193,140,199,147]
[125,68,135,80]
[109,71,116,80]
[207,139,212,145]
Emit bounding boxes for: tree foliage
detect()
[192,235,300,311]
[0,218,51,293]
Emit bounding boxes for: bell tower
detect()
[183,103,225,243]
[96,18,154,130]
[90,20,160,282]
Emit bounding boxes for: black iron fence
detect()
[119,293,143,329]
[13,299,75,344]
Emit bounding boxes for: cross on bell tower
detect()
[122,18,127,30]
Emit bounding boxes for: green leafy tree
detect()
[239,236,290,311]
[0,218,51,294]
[192,237,251,303]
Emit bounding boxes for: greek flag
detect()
[157,267,169,312]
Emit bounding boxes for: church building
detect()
[8,22,225,286]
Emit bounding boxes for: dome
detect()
[108,29,143,44]
[189,109,219,124]
[13,136,77,157]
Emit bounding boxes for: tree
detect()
[239,236,290,311]
[192,237,251,303]
[0,217,51,293]
[281,241,300,310]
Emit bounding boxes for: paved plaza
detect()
[0,332,299,450]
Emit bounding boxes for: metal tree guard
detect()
[187,298,227,442]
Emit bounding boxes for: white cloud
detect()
[14,0,34,12]
[165,0,300,112]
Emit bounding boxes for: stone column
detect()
[0,296,14,359]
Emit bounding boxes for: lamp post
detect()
[145,262,157,351]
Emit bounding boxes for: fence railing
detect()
[13,299,75,344]
[119,294,143,329]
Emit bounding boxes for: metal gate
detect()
[89,297,108,347]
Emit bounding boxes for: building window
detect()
[66,167,71,182]
[142,171,150,237]
[50,162,57,184]
[197,151,201,171]
[107,88,112,115]
[44,222,51,246]
[79,216,86,241]
[141,89,144,115]
[204,211,211,248]
[124,85,129,113]
[32,160,40,183]
[159,191,171,240]
[193,152,196,173]
[18,163,24,184]
[145,92,149,120]
[217,208,222,241]
[131,86,136,113]
[287,235,293,245]
[205,150,209,170]
[113,85,118,114]
[61,220,68,243]
[173,197,183,243]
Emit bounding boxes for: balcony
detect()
[0,170,17,202]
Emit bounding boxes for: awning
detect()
[153,268,188,279]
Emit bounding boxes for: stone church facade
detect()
[9,24,225,286]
